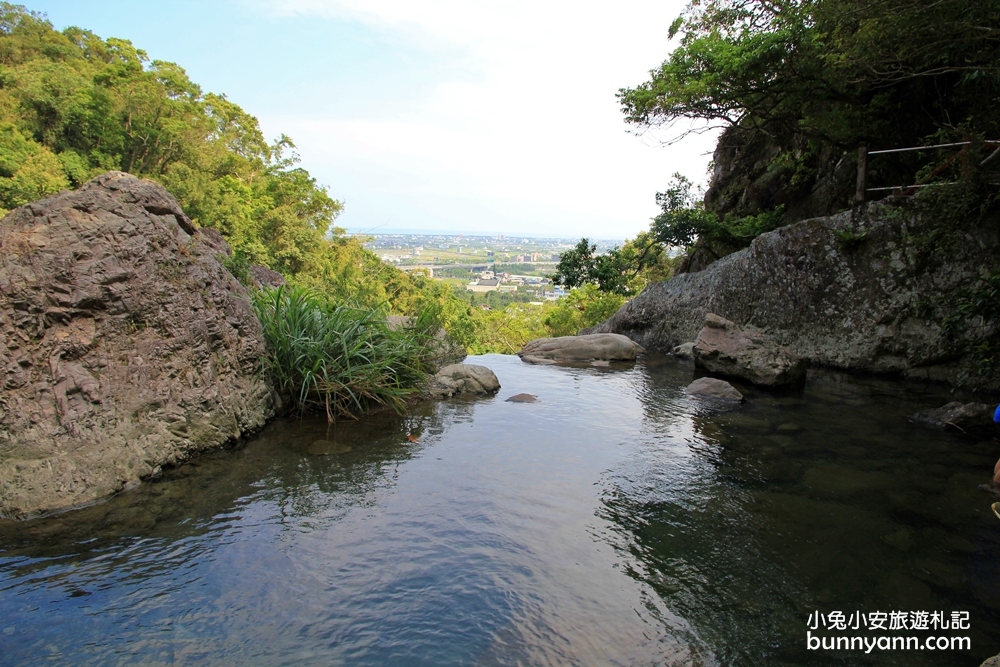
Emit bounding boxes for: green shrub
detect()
[252,286,431,422]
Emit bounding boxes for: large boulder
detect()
[519,333,644,365]
[910,402,996,437]
[693,313,806,387]
[426,364,500,399]
[584,198,1000,389]
[0,172,276,519]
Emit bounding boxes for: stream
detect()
[1,353,999,666]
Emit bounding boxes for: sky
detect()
[26,1,718,240]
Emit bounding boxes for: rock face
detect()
[910,402,996,437]
[693,313,806,387]
[519,334,645,365]
[586,199,1000,388]
[0,172,276,519]
[426,364,500,399]
[684,377,744,402]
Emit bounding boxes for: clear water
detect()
[1,353,999,666]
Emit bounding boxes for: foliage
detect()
[619,0,1000,226]
[651,173,785,257]
[251,286,431,422]
[542,284,626,337]
[552,232,668,295]
[220,249,253,287]
[619,0,1000,146]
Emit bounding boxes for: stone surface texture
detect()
[910,402,996,437]
[425,364,500,399]
[684,377,744,402]
[519,333,645,365]
[672,342,696,360]
[693,313,807,387]
[584,199,1000,388]
[0,172,276,518]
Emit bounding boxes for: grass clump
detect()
[252,286,431,422]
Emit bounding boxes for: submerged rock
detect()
[672,342,696,360]
[685,377,744,402]
[505,393,538,403]
[0,172,276,519]
[426,364,500,399]
[693,313,806,387]
[910,402,996,437]
[519,333,644,365]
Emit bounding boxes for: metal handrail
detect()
[855,140,1000,202]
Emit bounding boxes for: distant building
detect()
[468,278,500,293]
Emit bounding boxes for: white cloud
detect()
[245,0,718,238]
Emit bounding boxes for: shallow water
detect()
[1,354,999,666]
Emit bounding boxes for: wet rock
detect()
[505,393,538,403]
[426,364,500,399]
[518,333,644,365]
[693,313,806,387]
[672,342,696,359]
[910,402,995,437]
[0,172,276,519]
[684,377,744,402]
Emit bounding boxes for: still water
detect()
[1,354,999,666]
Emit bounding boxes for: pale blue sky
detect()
[24,1,717,239]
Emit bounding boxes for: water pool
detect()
[1,354,998,666]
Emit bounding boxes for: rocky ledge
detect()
[0,173,276,518]
[586,199,1000,389]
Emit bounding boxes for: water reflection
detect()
[1,354,999,666]
[603,357,1000,666]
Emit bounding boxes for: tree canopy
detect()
[619,0,1000,150]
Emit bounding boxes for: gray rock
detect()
[426,364,500,399]
[583,199,1000,389]
[693,313,806,387]
[672,342,696,359]
[505,393,538,403]
[249,264,286,288]
[685,377,744,402]
[0,172,277,519]
[979,654,1000,667]
[910,402,996,437]
[519,333,644,365]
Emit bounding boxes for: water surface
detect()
[1,354,999,666]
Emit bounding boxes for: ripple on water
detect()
[0,353,998,666]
